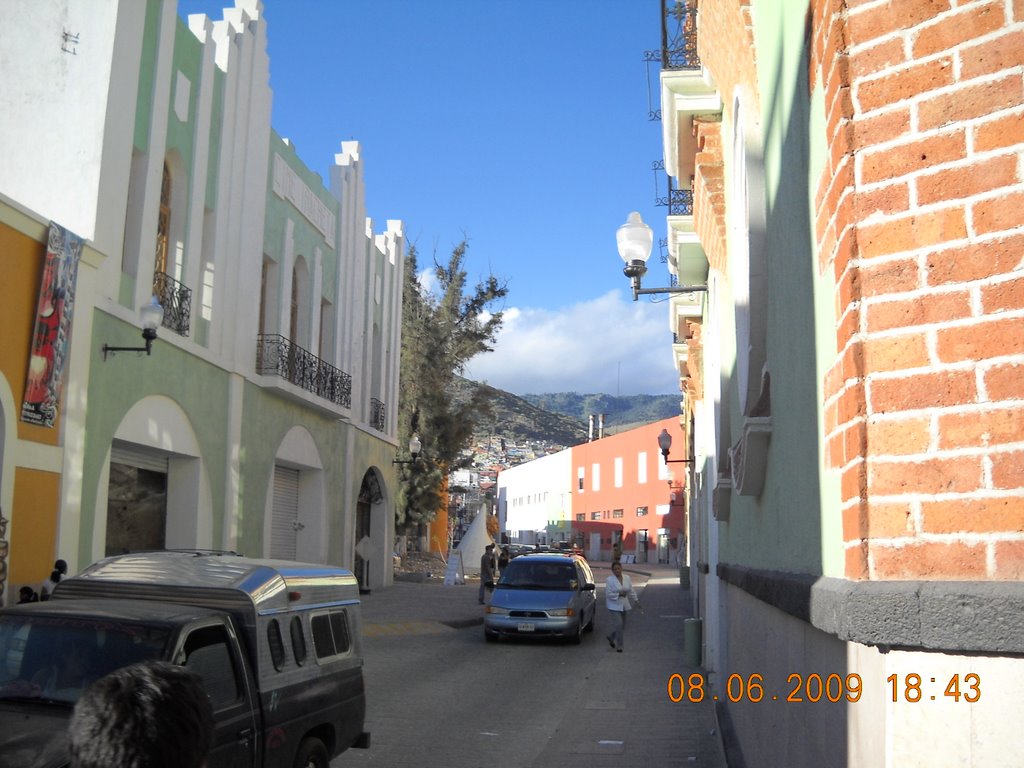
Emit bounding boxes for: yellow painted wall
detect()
[10,467,61,585]
[0,220,62,446]
[1,217,65,596]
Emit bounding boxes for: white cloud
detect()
[463,291,681,396]
[417,268,437,294]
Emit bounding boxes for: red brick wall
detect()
[691,0,760,276]
[699,0,759,117]
[693,118,728,274]
[812,0,1024,579]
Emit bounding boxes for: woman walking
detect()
[604,561,641,652]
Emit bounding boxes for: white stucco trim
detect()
[0,375,17,524]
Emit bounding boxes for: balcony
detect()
[660,1,701,71]
[657,177,694,217]
[256,334,352,408]
[370,398,386,431]
[659,1,720,186]
[655,1,715,307]
[152,271,191,337]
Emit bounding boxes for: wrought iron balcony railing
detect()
[669,185,694,216]
[152,271,191,337]
[661,1,701,71]
[652,161,694,216]
[256,334,352,408]
[370,398,386,432]
[659,181,694,216]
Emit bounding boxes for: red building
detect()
[568,417,688,564]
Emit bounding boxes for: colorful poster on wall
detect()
[21,221,83,428]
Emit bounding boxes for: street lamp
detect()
[658,428,693,465]
[393,434,423,465]
[617,211,708,301]
[102,296,164,360]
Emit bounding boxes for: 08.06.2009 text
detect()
[667,672,862,703]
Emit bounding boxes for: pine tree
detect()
[396,242,507,533]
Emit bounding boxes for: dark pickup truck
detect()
[0,551,370,767]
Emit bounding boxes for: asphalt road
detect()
[335,619,605,767]
[333,573,725,768]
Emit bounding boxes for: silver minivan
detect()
[483,553,596,644]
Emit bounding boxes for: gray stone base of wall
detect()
[717,563,1024,655]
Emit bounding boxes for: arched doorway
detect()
[107,441,169,555]
[354,469,383,590]
[263,426,325,563]
[98,396,212,559]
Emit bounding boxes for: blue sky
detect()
[178,0,681,396]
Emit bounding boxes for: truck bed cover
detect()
[54,552,361,616]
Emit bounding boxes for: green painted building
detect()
[0,0,404,592]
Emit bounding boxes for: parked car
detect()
[0,551,370,768]
[553,541,587,559]
[483,553,596,644]
[505,544,534,558]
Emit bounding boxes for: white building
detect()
[497,450,572,546]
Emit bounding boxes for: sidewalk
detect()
[357,561,729,767]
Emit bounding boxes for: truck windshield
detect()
[0,615,170,704]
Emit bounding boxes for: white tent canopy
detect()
[455,512,494,574]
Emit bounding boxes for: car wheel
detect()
[584,607,595,633]
[294,737,329,768]
[570,619,582,645]
[484,629,498,643]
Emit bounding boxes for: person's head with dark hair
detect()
[69,660,213,768]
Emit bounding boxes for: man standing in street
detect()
[479,543,497,604]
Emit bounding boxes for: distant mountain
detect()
[453,378,589,446]
[521,392,682,433]
[452,377,680,448]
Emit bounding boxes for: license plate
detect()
[517,622,535,632]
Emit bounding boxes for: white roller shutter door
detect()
[271,466,299,560]
[110,441,169,473]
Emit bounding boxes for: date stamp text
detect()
[667,672,982,704]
